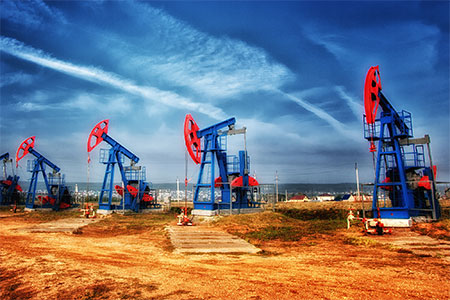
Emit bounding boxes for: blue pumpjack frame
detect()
[193,118,258,211]
[366,92,440,219]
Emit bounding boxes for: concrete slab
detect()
[17,218,99,233]
[374,229,450,260]
[166,225,260,254]
[97,208,164,215]
[192,208,264,216]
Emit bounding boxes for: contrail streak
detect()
[273,88,358,140]
[335,86,363,119]
[0,36,226,120]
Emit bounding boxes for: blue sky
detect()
[0,0,448,185]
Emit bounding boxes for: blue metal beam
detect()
[28,148,60,172]
[101,133,139,163]
[197,118,235,138]
[0,152,9,161]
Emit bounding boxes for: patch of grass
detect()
[83,212,174,236]
[275,208,349,220]
[411,219,450,241]
[168,206,193,215]
[308,219,345,232]
[246,226,298,241]
[243,221,345,242]
[344,236,379,247]
[14,209,80,222]
[440,207,450,219]
[219,212,346,242]
[256,249,280,256]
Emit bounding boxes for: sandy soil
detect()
[1,213,449,300]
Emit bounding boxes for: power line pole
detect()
[275,171,279,207]
[176,177,180,202]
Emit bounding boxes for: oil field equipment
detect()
[16,137,71,210]
[177,207,194,226]
[184,114,260,214]
[0,152,22,205]
[87,119,158,212]
[363,66,441,223]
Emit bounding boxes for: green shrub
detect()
[168,207,192,215]
[440,207,450,219]
[246,226,299,241]
[276,208,348,220]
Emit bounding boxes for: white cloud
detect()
[303,21,440,72]
[66,93,132,115]
[98,2,294,99]
[0,36,226,120]
[0,72,34,87]
[335,86,363,119]
[272,89,359,141]
[17,101,47,112]
[13,90,132,116]
[0,0,67,28]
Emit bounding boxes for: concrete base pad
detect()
[192,208,264,216]
[24,208,53,212]
[166,225,260,254]
[97,208,164,215]
[97,209,115,215]
[368,218,412,227]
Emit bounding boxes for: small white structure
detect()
[316,193,334,202]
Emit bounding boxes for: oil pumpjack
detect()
[0,152,22,206]
[363,66,441,225]
[184,114,260,215]
[16,136,71,210]
[87,120,158,213]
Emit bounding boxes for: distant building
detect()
[356,194,372,202]
[342,194,355,201]
[288,194,309,202]
[316,193,334,202]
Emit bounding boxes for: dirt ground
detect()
[1,209,449,300]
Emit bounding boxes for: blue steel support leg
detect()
[194,139,209,206]
[210,148,216,209]
[40,162,57,210]
[372,131,384,215]
[116,152,132,211]
[26,165,39,208]
[98,167,108,209]
[194,159,204,204]
[394,139,409,209]
[99,154,116,210]
[108,159,115,209]
[41,162,52,196]
[216,151,229,208]
[239,151,249,209]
